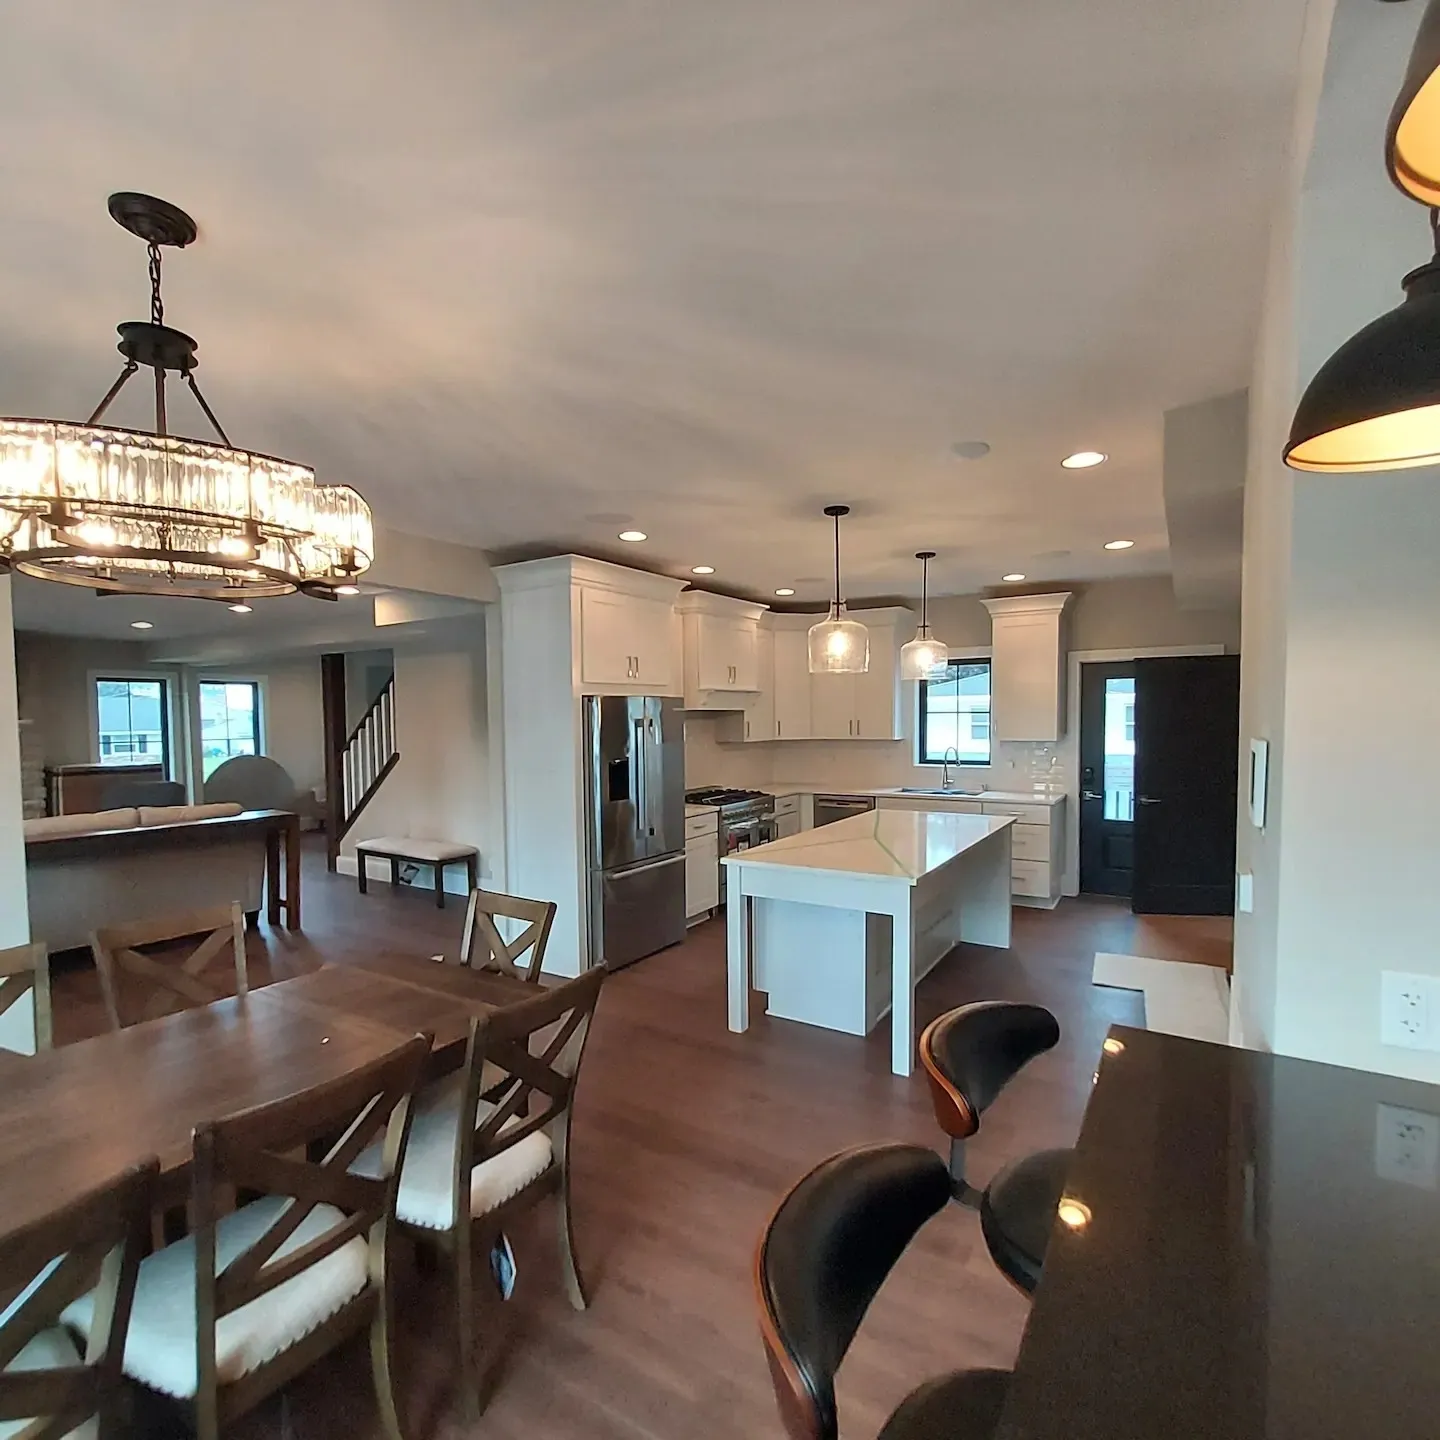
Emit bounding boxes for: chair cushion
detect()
[354,836,476,864]
[62,1197,367,1400]
[979,1147,1073,1295]
[877,1367,1009,1440]
[352,1075,552,1231]
[0,1327,98,1440]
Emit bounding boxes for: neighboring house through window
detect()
[199,680,262,779]
[918,659,992,766]
[94,678,171,773]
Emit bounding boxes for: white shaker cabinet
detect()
[980,593,1072,742]
[579,587,678,691]
[678,592,768,710]
[808,609,907,740]
[772,622,813,740]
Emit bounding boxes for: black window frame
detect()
[917,658,993,767]
[197,678,263,780]
[94,675,173,777]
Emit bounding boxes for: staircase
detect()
[322,654,399,869]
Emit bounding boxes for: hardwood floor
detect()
[48,852,1223,1439]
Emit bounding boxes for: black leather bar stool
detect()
[918,1001,1071,1296]
[755,1143,1010,1440]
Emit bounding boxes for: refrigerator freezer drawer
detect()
[592,852,687,970]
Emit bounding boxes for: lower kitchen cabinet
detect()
[685,827,720,922]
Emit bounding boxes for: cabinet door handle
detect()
[745,720,751,739]
[776,721,782,738]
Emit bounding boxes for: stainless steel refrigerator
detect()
[584,695,687,970]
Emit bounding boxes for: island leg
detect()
[890,899,914,1077]
[727,886,750,1033]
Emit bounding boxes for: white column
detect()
[889,896,913,1077]
[726,876,750,1032]
[0,578,33,1052]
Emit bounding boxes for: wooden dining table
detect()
[0,957,537,1236]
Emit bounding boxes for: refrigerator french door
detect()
[584,696,687,969]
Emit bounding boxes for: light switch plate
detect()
[1236,871,1254,914]
[1381,971,1438,1050]
[1376,1104,1440,1189]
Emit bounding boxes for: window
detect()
[918,660,992,766]
[1103,678,1136,821]
[95,678,170,773]
[1124,703,1136,744]
[199,680,261,779]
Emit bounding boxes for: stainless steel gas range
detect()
[684,787,776,905]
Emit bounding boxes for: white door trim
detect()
[1063,644,1226,896]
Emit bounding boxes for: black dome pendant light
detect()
[1286,0,1440,472]
[1285,209,1440,472]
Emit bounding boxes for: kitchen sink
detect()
[894,787,985,797]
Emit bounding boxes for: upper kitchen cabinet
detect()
[677,591,768,710]
[804,607,910,741]
[495,555,685,698]
[981,592,1072,741]
[772,623,812,741]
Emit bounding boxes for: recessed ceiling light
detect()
[691,565,715,575]
[335,583,362,596]
[950,440,991,461]
[1103,539,1134,551]
[229,603,252,614]
[1062,450,1107,469]
[618,530,647,543]
[774,587,796,597]
[1001,573,1026,583]
[129,620,153,630]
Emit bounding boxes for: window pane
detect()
[919,660,992,765]
[1103,676,1135,821]
[199,681,261,779]
[94,678,169,773]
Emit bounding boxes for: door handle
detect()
[1082,790,1103,801]
[1137,796,1162,805]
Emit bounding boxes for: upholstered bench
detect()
[354,836,478,909]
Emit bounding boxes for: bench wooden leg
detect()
[358,855,369,895]
[466,853,478,893]
[436,861,447,909]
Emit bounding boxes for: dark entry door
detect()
[1079,662,1137,897]
[1132,655,1241,915]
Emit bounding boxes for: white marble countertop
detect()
[723,808,1013,883]
[762,784,1065,806]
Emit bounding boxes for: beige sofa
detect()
[24,803,268,953]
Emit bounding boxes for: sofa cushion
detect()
[137,803,245,826]
[24,810,140,840]
[62,1196,368,1400]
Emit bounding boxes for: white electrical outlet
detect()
[1381,971,1436,1050]
[1376,1104,1440,1190]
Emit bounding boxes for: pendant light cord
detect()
[921,554,929,628]
[833,511,842,611]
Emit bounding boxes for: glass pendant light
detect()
[899,550,949,680]
[1387,0,1440,206]
[1285,211,1440,472]
[807,505,869,674]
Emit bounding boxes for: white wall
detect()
[0,580,33,1052]
[1233,0,1440,1080]
[336,625,499,901]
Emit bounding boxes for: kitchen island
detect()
[724,808,1014,1076]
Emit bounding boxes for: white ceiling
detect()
[1,0,1309,608]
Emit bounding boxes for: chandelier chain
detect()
[148,242,163,326]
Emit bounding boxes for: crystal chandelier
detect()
[0,194,373,600]
[807,504,869,674]
[899,550,949,680]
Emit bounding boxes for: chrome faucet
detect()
[941,747,960,790]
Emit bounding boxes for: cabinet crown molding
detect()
[494,553,686,601]
[676,590,769,620]
[979,591,1073,619]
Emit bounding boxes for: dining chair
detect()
[0,943,53,1053]
[353,966,604,1419]
[755,1143,1010,1440]
[457,889,556,983]
[0,1158,156,1440]
[918,1001,1070,1296]
[62,1033,430,1440]
[90,902,248,1031]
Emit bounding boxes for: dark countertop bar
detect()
[997,1026,1440,1440]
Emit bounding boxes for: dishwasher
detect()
[812,793,876,827]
